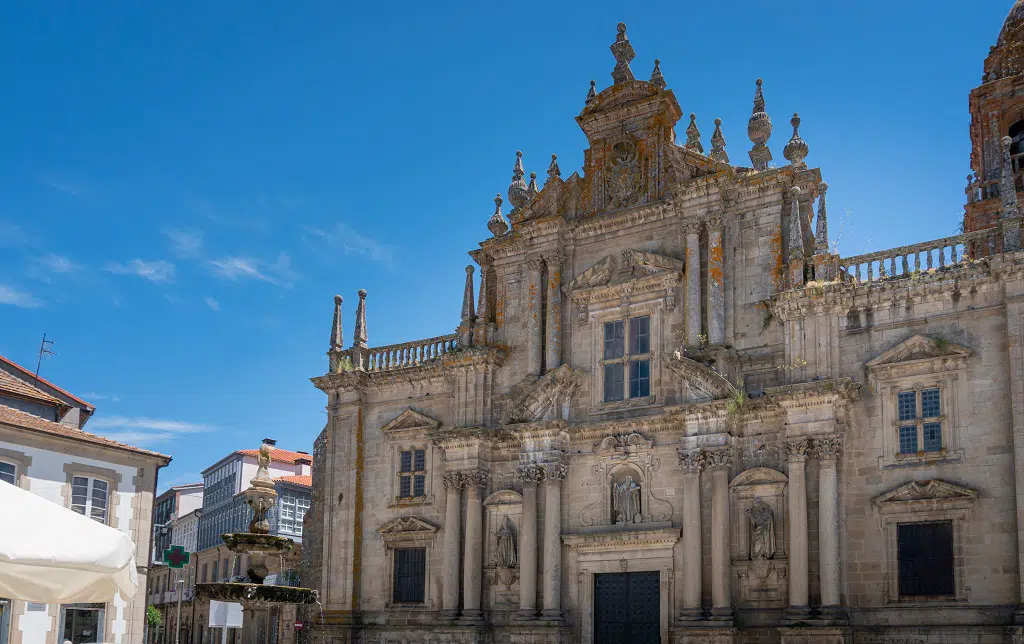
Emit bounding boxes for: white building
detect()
[0,354,170,644]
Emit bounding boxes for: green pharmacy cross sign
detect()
[163,545,190,569]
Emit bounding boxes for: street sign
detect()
[163,545,190,569]
[294,621,304,631]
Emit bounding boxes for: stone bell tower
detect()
[964,0,1024,251]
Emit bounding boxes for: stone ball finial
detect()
[690,112,697,122]
[819,181,828,193]
[715,117,722,126]
[334,294,343,305]
[783,112,809,167]
[791,186,801,196]
[756,78,763,87]
[655,58,660,65]
[465,265,475,275]
[617,22,627,34]
[358,289,367,298]
[530,171,537,179]
[1003,135,1014,147]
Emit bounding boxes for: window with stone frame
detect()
[897,520,955,598]
[392,547,426,604]
[602,315,651,403]
[0,461,15,485]
[70,476,109,524]
[894,384,946,457]
[397,447,427,500]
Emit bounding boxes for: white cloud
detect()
[204,296,221,312]
[80,392,121,403]
[38,175,85,198]
[0,220,30,248]
[302,223,393,265]
[0,285,43,308]
[37,254,79,273]
[162,228,203,258]
[208,252,296,287]
[89,415,215,445]
[104,259,176,283]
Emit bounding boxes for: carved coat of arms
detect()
[607,140,643,209]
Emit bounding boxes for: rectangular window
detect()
[212,561,218,581]
[629,315,650,354]
[61,603,104,643]
[603,363,624,402]
[897,391,917,421]
[899,425,918,454]
[897,521,955,597]
[895,387,945,455]
[398,449,427,499]
[392,547,426,603]
[602,315,652,403]
[70,477,108,524]
[202,564,208,583]
[604,321,625,360]
[0,461,15,485]
[923,423,943,453]
[921,388,941,419]
[629,359,650,399]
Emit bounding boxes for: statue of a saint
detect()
[495,516,518,568]
[612,476,642,524]
[746,499,776,560]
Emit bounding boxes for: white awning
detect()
[0,480,137,603]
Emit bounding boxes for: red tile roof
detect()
[0,355,94,410]
[274,474,312,488]
[237,447,312,465]
[0,369,65,407]
[0,403,170,462]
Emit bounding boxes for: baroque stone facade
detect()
[305,11,1024,644]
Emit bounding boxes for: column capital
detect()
[525,254,545,271]
[443,471,466,491]
[704,448,732,471]
[463,469,490,490]
[517,464,546,488]
[542,463,569,482]
[785,438,810,462]
[704,214,724,230]
[543,251,565,268]
[677,448,706,474]
[811,435,842,462]
[682,219,704,236]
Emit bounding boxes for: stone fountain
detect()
[195,442,319,642]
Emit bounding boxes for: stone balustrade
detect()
[838,228,1001,283]
[366,334,459,372]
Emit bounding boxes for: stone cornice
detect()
[562,526,681,552]
[567,202,675,241]
[763,378,862,408]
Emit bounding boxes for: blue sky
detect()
[0,1,1010,490]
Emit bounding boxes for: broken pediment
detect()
[378,516,440,545]
[663,352,738,402]
[379,407,441,440]
[872,479,978,514]
[501,364,587,425]
[563,250,684,308]
[866,335,971,380]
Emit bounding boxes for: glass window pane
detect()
[603,363,624,402]
[71,477,89,515]
[399,475,411,498]
[400,451,412,473]
[393,548,426,603]
[629,316,650,354]
[413,474,425,497]
[923,423,942,452]
[897,391,917,421]
[921,388,941,418]
[604,321,624,359]
[0,462,15,485]
[413,450,425,472]
[629,359,650,399]
[899,426,918,454]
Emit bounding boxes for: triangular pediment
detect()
[866,335,970,369]
[873,479,978,514]
[378,516,439,537]
[379,408,441,434]
[664,352,738,402]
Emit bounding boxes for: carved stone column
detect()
[441,472,464,618]
[678,449,706,620]
[474,256,492,345]
[461,470,488,621]
[541,464,567,619]
[517,465,544,619]
[684,223,702,347]
[814,436,843,613]
[707,450,732,620]
[526,255,544,376]
[706,217,725,346]
[786,439,810,618]
[545,253,563,371]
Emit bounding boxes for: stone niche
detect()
[729,466,789,607]
[483,488,523,613]
[579,432,674,530]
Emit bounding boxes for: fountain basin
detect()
[195,582,319,605]
[221,533,294,555]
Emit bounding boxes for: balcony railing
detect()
[366,334,459,372]
[838,228,1002,284]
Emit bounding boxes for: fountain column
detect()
[518,465,543,618]
[441,472,464,618]
[461,471,488,622]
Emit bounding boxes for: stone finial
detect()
[783,113,809,168]
[508,150,529,211]
[330,294,344,351]
[650,58,666,89]
[789,187,805,261]
[814,182,830,254]
[461,265,476,323]
[709,118,730,164]
[609,22,636,84]
[244,441,278,535]
[586,80,598,105]
[684,113,704,154]
[547,154,561,183]
[352,289,368,349]
[747,79,773,171]
[526,172,540,199]
[488,193,509,236]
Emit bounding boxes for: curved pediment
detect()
[501,364,586,425]
[730,466,788,488]
[664,352,738,402]
[483,489,523,507]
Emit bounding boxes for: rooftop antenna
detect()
[34,333,56,383]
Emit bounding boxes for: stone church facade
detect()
[305,8,1024,644]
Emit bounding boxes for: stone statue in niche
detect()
[495,516,518,568]
[613,476,642,524]
[746,498,776,560]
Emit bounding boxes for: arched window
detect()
[1009,120,1024,156]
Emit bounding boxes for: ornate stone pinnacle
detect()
[814,182,829,254]
[684,113,704,154]
[508,150,529,211]
[330,294,344,351]
[352,289,368,349]
[547,154,561,183]
[783,112,809,168]
[609,22,636,84]
[748,78,773,171]
[789,186,805,261]
[461,265,476,323]
[709,118,730,164]
[586,79,597,105]
[527,172,540,199]
[488,193,509,236]
[650,58,666,89]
